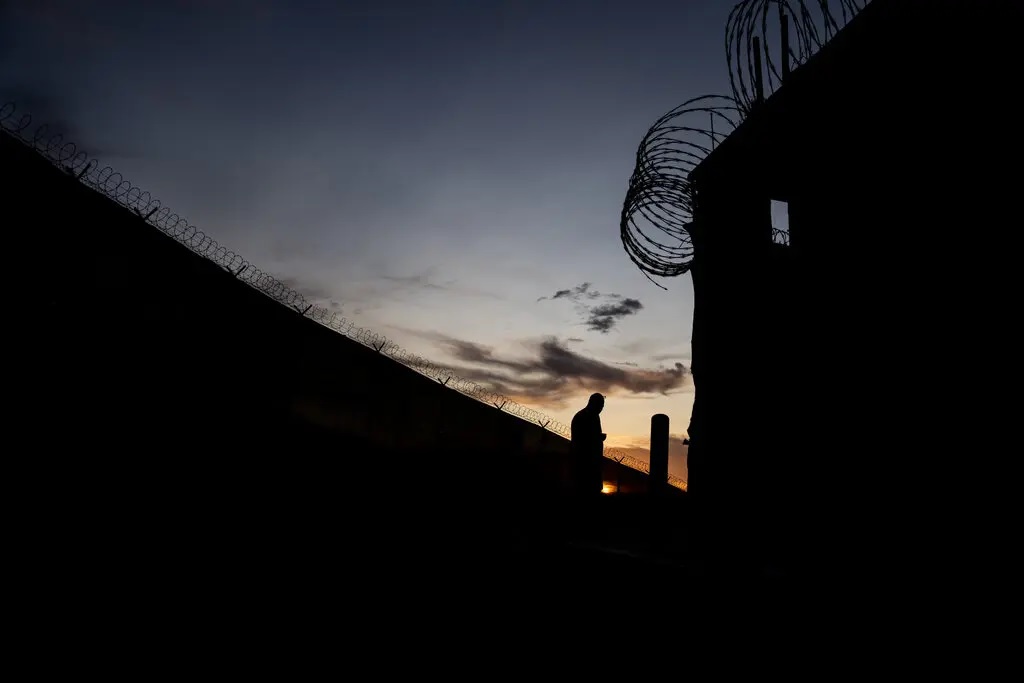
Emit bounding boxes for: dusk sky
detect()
[1,0,745,479]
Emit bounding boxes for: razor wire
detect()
[620,0,869,287]
[1,100,684,489]
[727,0,869,115]
[604,448,688,491]
[620,95,743,287]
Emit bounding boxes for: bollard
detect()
[650,414,669,494]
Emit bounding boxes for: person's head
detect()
[587,393,605,413]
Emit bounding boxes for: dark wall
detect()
[2,130,658,506]
[5,127,693,626]
[686,0,1022,577]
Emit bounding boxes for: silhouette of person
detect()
[571,393,606,496]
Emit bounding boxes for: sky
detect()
[0,0,747,480]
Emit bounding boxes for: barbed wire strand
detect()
[0,101,686,491]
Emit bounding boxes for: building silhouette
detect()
[683,0,1022,578]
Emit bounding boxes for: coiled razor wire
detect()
[0,101,686,492]
[620,95,743,287]
[727,0,869,114]
[621,1,869,286]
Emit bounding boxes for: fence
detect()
[1,101,686,492]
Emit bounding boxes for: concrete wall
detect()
[2,129,657,502]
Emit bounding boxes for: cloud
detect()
[537,282,602,302]
[586,298,642,333]
[538,282,644,334]
[609,390,691,400]
[434,334,689,407]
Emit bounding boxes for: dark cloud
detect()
[612,390,691,399]
[549,282,603,301]
[567,337,584,343]
[441,338,500,365]
[539,282,644,334]
[538,282,604,302]
[586,297,642,333]
[436,334,689,407]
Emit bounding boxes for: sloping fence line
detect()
[1,101,686,491]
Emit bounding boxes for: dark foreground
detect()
[10,441,698,638]
[11,441,929,672]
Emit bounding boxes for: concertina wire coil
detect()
[621,0,869,288]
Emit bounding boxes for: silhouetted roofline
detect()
[689,0,886,186]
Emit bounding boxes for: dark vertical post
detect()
[650,414,669,494]
[780,10,791,79]
[753,36,765,102]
